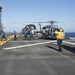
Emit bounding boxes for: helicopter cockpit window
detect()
[25,25,36,30]
[30,26,35,30]
[30,25,36,30]
[42,26,47,29]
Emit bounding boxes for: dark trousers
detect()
[1,34,7,41]
[14,35,16,40]
[24,35,28,40]
[30,35,34,40]
[57,39,62,51]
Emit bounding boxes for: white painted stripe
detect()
[53,43,57,45]
[64,40,75,41]
[63,41,75,45]
[53,41,75,45]
[9,40,41,42]
[3,40,56,50]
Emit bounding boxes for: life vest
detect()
[55,31,64,39]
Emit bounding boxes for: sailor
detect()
[1,30,7,41]
[30,30,34,40]
[14,31,17,40]
[23,31,28,40]
[55,28,64,52]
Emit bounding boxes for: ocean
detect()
[65,32,75,38]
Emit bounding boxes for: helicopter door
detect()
[48,28,52,35]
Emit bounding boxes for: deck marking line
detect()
[3,40,56,50]
[9,40,43,43]
[63,41,75,45]
[53,41,75,45]
[0,35,13,45]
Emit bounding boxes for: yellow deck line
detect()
[0,35,13,45]
[0,35,19,45]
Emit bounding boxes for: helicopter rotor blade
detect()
[11,20,58,24]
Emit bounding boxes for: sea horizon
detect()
[65,32,75,37]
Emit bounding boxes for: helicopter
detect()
[21,24,38,35]
[13,20,64,39]
[24,21,63,39]
[41,21,64,39]
[21,21,48,35]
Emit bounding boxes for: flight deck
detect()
[0,34,75,75]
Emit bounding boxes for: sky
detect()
[0,0,75,32]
